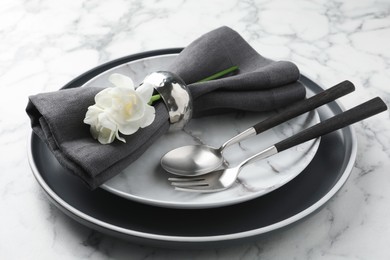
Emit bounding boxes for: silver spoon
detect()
[161,80,355,176]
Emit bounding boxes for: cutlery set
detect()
[164,81,387,192]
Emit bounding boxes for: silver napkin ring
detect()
[141,71,192,130]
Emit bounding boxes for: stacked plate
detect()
[28,49,357,248]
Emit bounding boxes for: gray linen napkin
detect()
[26,26,305,190]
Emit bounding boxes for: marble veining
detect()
[2,0,390,258]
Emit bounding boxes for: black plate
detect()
[28,49,357,248]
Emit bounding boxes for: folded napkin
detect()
[26,26,306,189]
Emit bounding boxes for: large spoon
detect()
[161,80,355,176]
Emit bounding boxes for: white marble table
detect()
[2,0,390,259]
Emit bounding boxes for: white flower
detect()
[84,73,155,144]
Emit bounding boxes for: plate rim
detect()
[27,49,357,243]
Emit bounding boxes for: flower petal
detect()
[89,124,100,140]
[115,131,126,143]
[117,121,141,135]
[97,113,118,144]
[97,127,116,144]
[109,73,134,90]
[83,105,102,125]
[136,83,154,103]
[139,105,155,128]
[95,88,114,107]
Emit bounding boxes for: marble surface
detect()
[1,0,390,259]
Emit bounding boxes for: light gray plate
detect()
[28,49,357,248]
[82,53,321,209]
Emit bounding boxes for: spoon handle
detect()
[275,97,387,152]
[220,80,355,151]
[253,80,355,134]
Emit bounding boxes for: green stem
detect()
[148,94,162,105]
[149,65,239,104]
[196,65,239,83]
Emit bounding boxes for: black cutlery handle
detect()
[275,97,387,152]
[254,80,355,134]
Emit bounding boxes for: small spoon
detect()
[161,81,355,176]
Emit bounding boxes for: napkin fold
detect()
[26,26,306,189]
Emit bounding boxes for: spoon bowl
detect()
[161,145,223,176]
